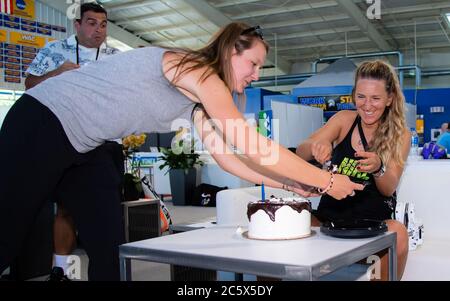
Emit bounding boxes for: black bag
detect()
[191,183,228,207]
[122,173,145,202]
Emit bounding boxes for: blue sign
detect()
[3,15,20,23]
[3,43,21,51]
[4,21,20,30]
[37,27,52,36]
[21,24,36,33]
[21,46,36,54]
[20,19,36,26]
[298,95,355,111]
[37,22,51,30]
[5,49,21,57]
[16,0,27,11]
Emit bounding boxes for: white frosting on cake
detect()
[247,196,311,240]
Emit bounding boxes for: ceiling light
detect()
[106,36,134,52]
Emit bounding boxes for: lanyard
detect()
[75,36,100,65]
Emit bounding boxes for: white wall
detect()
[35,0,75,39]
[0,105,12,128]
[271,101,323,149]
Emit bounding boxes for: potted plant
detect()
[122,134,147,202]
[158,135,203,206]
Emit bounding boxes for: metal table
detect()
[119,226,397,281]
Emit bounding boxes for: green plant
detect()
[158,139,204,174]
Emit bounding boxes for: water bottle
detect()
[410,128,419,156]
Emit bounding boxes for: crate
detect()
[123,199,160,242]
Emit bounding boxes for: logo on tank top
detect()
[337,157,370,180]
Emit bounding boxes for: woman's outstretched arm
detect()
[193,109,318,197]
[163,53,363,199]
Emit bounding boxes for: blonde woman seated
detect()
[296,60,410,281]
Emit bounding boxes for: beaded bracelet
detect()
[317,171,335,194]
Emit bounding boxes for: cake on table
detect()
[247,196,312,240]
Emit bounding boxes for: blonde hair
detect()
[168,22,269,111]
[352,60,408,167]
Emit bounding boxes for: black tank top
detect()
[315,115,396,222]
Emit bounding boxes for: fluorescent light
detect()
[106,36,134,52]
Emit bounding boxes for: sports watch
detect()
[373,160,386,178]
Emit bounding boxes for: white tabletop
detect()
[120,226,396,280]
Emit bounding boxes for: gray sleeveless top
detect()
[27,47,196,153]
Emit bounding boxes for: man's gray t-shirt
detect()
[27,47,196,153]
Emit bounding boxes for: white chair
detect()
[397,159,450,280]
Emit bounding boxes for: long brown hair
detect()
[352,60,408,167]
[168,22,269,111]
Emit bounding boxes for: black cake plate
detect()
[320,219,388,239]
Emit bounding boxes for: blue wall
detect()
[404,88,450,142]
[244,88,282,117]
[292,85,354,96]
[246,87,450,143]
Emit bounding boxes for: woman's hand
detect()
[327,174,364,200]
[311,140,333,164]
[355,151,382,173]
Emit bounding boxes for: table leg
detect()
[388,238,397,281]
[120,257,132,281]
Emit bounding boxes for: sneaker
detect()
[46,267,71,282]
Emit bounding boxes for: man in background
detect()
[437,122,450,154]
[26,2,118,88]
[437,122,448,139]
